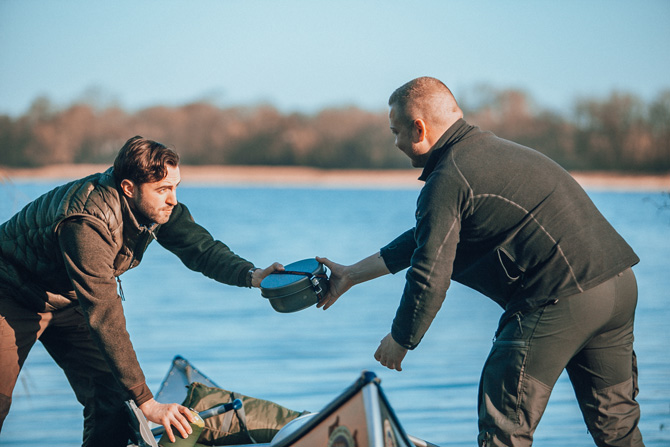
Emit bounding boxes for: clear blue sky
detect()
[1,0,668,117]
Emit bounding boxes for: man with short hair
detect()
[0,136,283,445]
[318,77,644,446]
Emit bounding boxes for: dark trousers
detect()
[0,293,131,446]
[478,268,644,447]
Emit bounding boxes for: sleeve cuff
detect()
[128,382,154,406]
[380,229,416,274]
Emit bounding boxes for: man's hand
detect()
[251,262,285,288]
[316,253,390,310]
[374,332,408,371]
[139,398,195,443]
[315,256,354,310]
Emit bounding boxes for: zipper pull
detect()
[116,277,126,301]
[148,223,158,240]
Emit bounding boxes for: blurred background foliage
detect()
[1,85,669,172]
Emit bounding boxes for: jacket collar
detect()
[418,118,474,181]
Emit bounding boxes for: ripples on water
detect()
[1,182,669,446]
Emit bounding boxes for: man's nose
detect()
[167,190,178,205]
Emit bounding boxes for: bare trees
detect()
[1,87,668,172]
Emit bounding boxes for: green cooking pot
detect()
[260,258,329,313]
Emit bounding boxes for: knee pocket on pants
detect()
[481,340,529,424]
[481,341,555,444]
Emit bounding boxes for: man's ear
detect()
[413,119,427,143]
[120,179,135,198]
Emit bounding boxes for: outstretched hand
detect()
[315,256,354,310]
[139,398,195,443]
[251,262,285,288]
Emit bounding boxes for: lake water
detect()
[1,180,669,446]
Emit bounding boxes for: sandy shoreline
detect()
[1,164,669,191]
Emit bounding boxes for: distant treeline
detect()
[1,86,669,172]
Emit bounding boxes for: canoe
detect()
[128,355,440,447]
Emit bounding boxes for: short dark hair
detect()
[113,136,180,185]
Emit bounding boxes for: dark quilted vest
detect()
[0,168,130,310]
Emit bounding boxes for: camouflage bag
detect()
[181,382,308,445]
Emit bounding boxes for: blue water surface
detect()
[1,180,668,446]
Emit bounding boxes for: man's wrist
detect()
[247,267,260,287]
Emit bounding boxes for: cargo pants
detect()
[0,291,132,446]
[478,268,644,447]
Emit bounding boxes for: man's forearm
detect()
[345,252,390,285]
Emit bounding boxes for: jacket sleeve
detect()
[390,172,466,350]
[379,229,416,274]
[155,203,254,287]
[58,218,153,405]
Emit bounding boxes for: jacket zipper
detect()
[115,224,157,301]
[116,277,125,301]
